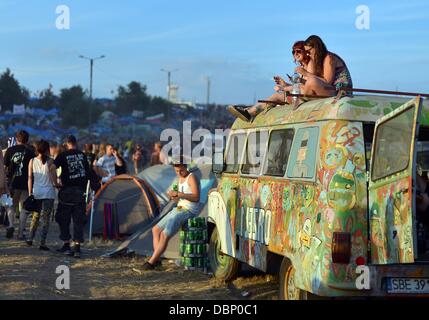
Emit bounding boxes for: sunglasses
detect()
[292,49,303,55]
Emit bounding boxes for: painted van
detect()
[207,94,429,299]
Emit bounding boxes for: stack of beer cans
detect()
[179,217,208,272]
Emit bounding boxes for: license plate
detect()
[386,278,429,294]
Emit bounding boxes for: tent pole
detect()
[89,190,95,242]
[85,181,90,203]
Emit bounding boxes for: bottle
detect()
[291,71,301,105]
[172,182,178,192]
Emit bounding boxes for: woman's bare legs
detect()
[227,91,288,121]
[301,77,336,97]
[246,92,287,116]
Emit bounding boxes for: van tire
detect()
[208,226,239,282]
[279,258,309,300]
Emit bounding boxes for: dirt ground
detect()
[0,221,279,300]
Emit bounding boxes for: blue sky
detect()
[0,0,428,104]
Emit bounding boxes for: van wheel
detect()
[208,227,239,282]
[279,258,308,300]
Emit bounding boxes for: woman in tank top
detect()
[26,140,58,250]
[297,35,353,97]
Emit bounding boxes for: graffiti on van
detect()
[211,119,369,295]
[209,95,429,298]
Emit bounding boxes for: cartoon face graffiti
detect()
[327,171,356,211]
[321,144,348,170]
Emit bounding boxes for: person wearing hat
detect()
[53,135,91,258]
[142,157,201,270]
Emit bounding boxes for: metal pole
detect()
[89,59,93,125]
[89,59,94,99]
[167,71,171,101]
[79,55,105,126]
[348,87,429,98]
[89,190,95,242]
[206,77,210,108]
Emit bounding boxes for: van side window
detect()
[224,133,246,173]
[372,106,415,181]
[241,131,269,176]
[264,129,294,177]
[287,127,319,179]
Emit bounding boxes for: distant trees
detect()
[0,69,29,112]
[0,68,173,126]
[58,85,99,128]
[114,81,171,118]
[114,81,151,115]
[38,84,58,110]
[150,96,170,117]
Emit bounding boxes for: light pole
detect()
[79,54,105,126]
[161,68,178,121]
[205,76,211,109]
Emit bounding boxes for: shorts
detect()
[156,207,198,238]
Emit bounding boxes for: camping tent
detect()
[137,164,178,205]
[105,164,217,259]
[88,175,160,236]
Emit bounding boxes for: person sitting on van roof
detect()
[299,35,353,97]
[227,40,310,122]
[228,36,353,122]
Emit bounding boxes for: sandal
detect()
[227,105,252,122]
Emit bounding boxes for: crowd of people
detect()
[0,129,170,256]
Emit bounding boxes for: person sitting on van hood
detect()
[227,41,310,122]
[142,158,201,270]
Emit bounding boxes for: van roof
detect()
[231,94,429,130]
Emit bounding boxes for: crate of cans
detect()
[179,217,208,271]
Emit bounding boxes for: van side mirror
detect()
[212,151,225,174]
